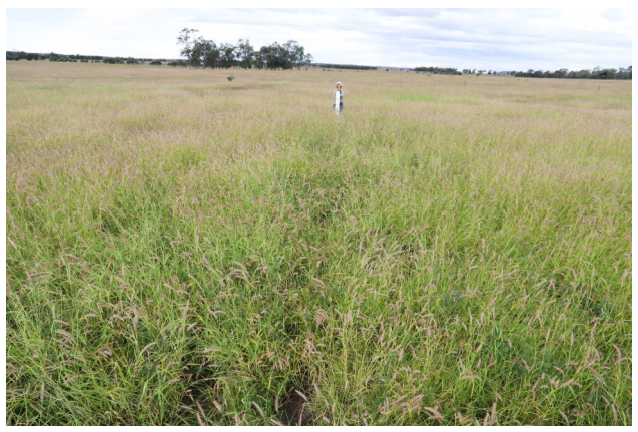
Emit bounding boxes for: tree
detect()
[219,43,236,68]
[258,45,274,69]
[188,36,207,68]
[293,43,306,70]
[597,68,617,79]
[281,40,306,70]
[281,40,294,69]
[253,50,265,69]
[176,28,199,68]
[302,53,313,70]
[259,43,284,70]
[200,40,220,69]
[237,39,254,69]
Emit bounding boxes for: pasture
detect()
[5,61,632,425]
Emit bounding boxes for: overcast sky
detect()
[6,8,633,70]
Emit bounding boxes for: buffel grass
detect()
[5,61,631,425]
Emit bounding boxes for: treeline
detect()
[175,28,313,70]
[6,50,167,64]
[314,63,377,70]
[9,48,631,80]
[7,51,48,61]
[459,67,632,80]
[414,66,461,75]
[511,67,632,80]
[101,57,145,64]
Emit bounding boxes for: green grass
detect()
[6,62,632,425]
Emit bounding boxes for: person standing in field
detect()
[333,81,344,115]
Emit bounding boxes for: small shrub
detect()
[227,75,235,82]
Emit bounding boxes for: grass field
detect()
[5,61,632,425]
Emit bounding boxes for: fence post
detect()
[133,74,136,82]
[598,85,600,91]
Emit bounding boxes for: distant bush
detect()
[414,66,460,75]
[149,60,162,65]
[227,75,235,82]
[316,63,377,70]
[102,58,125,64]
[50,55,74,62]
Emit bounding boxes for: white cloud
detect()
[6,8,632,70]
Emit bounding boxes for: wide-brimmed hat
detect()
[336,81,343,87]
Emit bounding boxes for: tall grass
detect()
[6,62,632,425]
